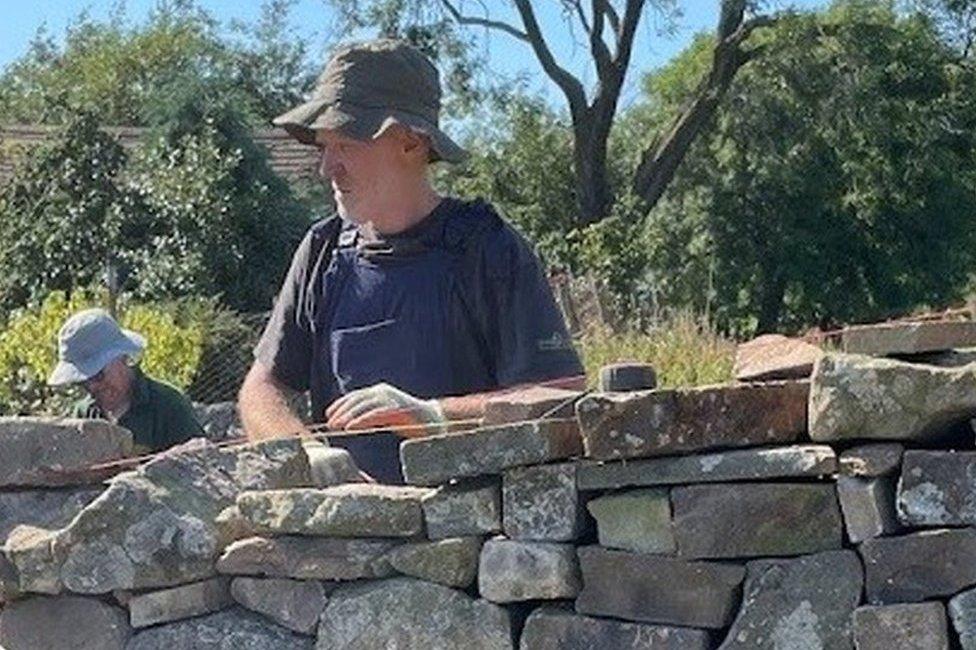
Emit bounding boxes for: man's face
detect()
[314,127,416,223]
[84,356,132,412]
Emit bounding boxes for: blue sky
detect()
[0,0,829,108]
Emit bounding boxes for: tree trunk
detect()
[573,121,613,226]
[756,269,786,334]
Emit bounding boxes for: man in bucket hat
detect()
[49,308,203,453]
[240,39,583,483]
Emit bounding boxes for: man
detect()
[49,308,203,453]
[239,39,584,483]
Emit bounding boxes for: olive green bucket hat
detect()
[273,39,467,163]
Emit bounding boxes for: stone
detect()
[4,525,61,595]
[853,603,949,650]
[4,438,311,595]
[950,587,976,649]
[840,320,976,356]
[672,482,843,559]
[0,487,104,543]
[839,443,904,477]
[598,363,658,391]
[907,347,976,368]
[577,445,836,490]
[519,606,711,650]
[0,595,130,649]
[236,484,429,537]
[317,577,512,650]
[837,476,900,543]
[860,528,976,603]
[809,353,976,442]
[126,606,313,649]
[400,419,582,485]
[478,539,579,603]
[575,547,744,629]
[0,417,132,486]
[193,401,241,441]
[734,334,822,381]
[483,386,582,424]
[217,536,397,581]
[897,450,976,526]
[585,489,674,554]
[128,576,232,628]
[421,478,501,540]
[577,381,808,461]
[0,552,20,602]
[231,577,327,635]
[502,463,583,541]
[387,537,482,589]
[718,550,862,649]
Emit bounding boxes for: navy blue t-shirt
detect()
[255,198,583,423]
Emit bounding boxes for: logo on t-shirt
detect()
[537,332,573,352]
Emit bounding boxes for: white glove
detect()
[301,438,366,485]
[325,382,445,437]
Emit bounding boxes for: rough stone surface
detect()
[231,577,327,635]
[0,487,104,543]
[586,489,674,554]
[478,539,580,603]
[317,577,512,650]
[387,537,482,588]
[575,546,745,629]
[126,606,313,649]
[483,386,581,424]
[853,603,949,650]
[0,417,133,487]
[0,594,130,649]
[672,482,843,559]
[193,401,242,441]
[128,576,232,628]
[950,587,976,649]
[216,536,397,581]
[837,476,900,543]
[577,381,808,461]
[502,463,583,541]
[840,320,976,356]
[0,552,20,601]
[6,438,311,595]
[401,419,582,485]
[421,478,501,540]
[839,443,904,477]
[734,334,822,381]
[577,445,836,490]
[809,353,976,442]
[897,450,976,526]
[861,528,976,603]
[237,485,429,537]
[907,347,976,368]
[520,606,711,650]
[718,550,863,649]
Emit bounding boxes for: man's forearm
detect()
[239,364,310,441]
[437,374,588,424]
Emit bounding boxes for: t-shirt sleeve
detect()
[478,223,584,387]
[253,227,317,391]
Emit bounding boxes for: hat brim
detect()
[48,329,145,386]
[273,99,468,164]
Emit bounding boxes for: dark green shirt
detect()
[73,368,203,453]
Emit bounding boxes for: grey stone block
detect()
[853,603,949,650]
[839,443,904,477]
[840,320,976,356]
[0,594,130,649]
[503,463,583,541]
[421,478,501,540]
[128,576,232,628]
[231,577,327,635]
[483,386,581,424]
[519,606,711,650]
[575,546,745,629]
[0,487,104,544]
[401,419,582,485]
[672,482,843,559]
[949,586,976,650]
[837,476,899,543]
[387,537,482,589]
[127,606,313,649]
[718,550,862,649]
[478,539,580,603]
[733,334,822,381]
[586,488,675,554]
[216,536,397,581]
[897,450,976,526]
[860,528,976,603]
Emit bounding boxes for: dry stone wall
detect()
[2,320,976,649]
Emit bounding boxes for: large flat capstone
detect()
[809,353,976,442]
[861,528,976,603]
[400,419,582,485]
[520,606,711,650]
[216,536,397,581]
[317,577,512,650]
[0,417,132,487]
[576,381,808,461]
[672,483,843,559]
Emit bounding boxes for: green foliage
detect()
[0,291,204,415]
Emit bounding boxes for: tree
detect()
[327,0,781,225]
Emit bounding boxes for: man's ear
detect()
[397,126,431,162]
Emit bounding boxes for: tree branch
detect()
[596,0,622,39]
[512,0,588,114]
[589,0,614,79]
[438,0,529,42]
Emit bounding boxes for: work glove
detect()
[325,382,445,437]
[301,438,369,485]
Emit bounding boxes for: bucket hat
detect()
[273,39,467,163]
[48,309,145,386]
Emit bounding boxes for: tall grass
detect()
[577,310,735,389]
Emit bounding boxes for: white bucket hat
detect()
[48,308,145,386]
